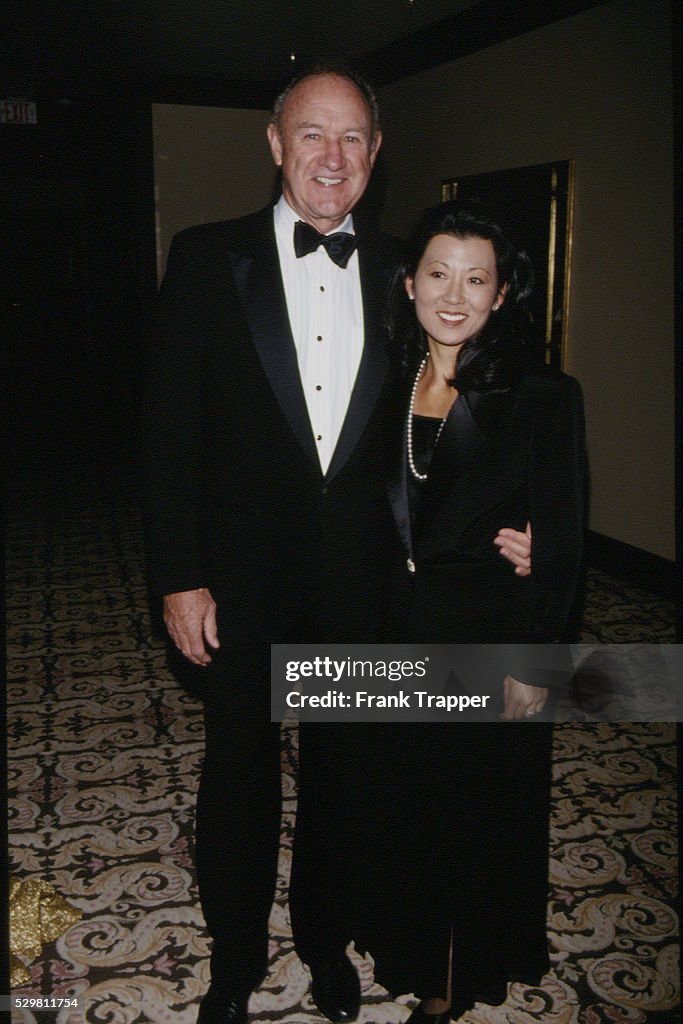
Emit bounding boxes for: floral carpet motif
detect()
[7,398,679,1023]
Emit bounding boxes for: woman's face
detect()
[406,233,505,355]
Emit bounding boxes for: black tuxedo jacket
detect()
[142,205,401,643]
[387,367,586,684]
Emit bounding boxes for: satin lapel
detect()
[413,392,486,541]
[325,233,391,482]
[228,213,320,469]
[387,388,412,558]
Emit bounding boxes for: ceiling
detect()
[5,0,480,85]
[3,0,607,99]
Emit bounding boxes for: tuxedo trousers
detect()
[190,644,378,989]
[193,644,280,991]
[186,486,397,986]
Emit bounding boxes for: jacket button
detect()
[407,558,415,573]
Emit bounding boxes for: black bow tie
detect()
[293,220,358,268]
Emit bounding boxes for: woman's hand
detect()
[500,675,548,720]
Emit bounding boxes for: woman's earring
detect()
[408,294,415,301]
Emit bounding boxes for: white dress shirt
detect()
[274,196,364,474]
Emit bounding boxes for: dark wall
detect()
[2,94,157,405]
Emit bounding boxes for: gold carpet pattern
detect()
[7,402,679,1024]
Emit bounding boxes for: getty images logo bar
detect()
[271,644,680,723]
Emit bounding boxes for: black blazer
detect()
[142,205,401,642]
[387,367,585,681]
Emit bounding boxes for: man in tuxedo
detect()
[142,63,531,1024]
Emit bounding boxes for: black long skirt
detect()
[352,719,553,1018]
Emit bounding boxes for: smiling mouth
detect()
[437,312,468,324]
[315,176,344,186]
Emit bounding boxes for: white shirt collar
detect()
[274,195,354,238]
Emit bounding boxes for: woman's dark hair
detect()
[388,200,534,393]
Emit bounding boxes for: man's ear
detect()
[267,122,283,167]
[369,130,382,167]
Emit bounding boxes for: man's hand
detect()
[163,588,219,666]
[494,521,531,576]
[500,675,548,721]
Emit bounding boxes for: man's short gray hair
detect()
[270,60,381,147]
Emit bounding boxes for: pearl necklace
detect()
[407,353,448,482]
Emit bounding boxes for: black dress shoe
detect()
[196,985,248,1024]
[309,954,361,1023]
[404,1002,452,1024]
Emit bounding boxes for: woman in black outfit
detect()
[357,201,585,1022]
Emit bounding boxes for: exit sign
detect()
[0,99,37,124]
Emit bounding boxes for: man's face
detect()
[267,74,381,234]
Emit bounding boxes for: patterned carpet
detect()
[7,393,679,1023]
